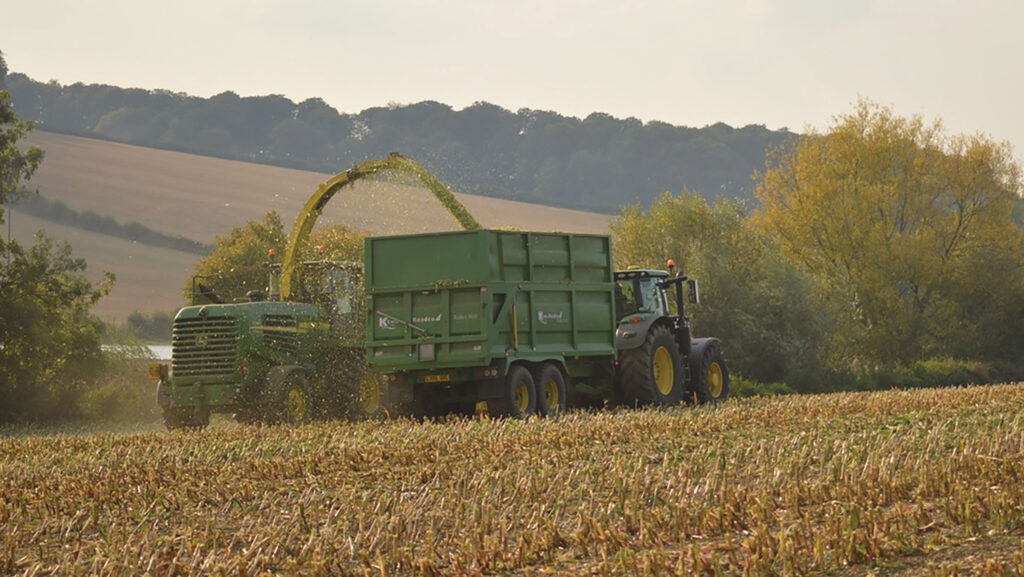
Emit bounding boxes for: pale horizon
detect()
[3,1,1022,161]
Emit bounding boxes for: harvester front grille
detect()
[261,314,298,354]
[172,316,239,377]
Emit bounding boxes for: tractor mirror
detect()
[688,279,700,304]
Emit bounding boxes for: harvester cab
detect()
[268,260,364,337]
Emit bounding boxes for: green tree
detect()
[185,211,288,302]
[0,85,114,422]
[0,235,113,421]
[755,99,1024,366]
[125,310,174,342]
[1,91,44,214]
[308,224,367,262]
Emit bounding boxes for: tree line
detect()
[4,72,792,213]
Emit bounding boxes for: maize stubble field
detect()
[2,384,1023,576]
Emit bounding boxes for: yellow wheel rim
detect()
[653,347,674,395]
[708,361,724,399]
[360,374,380,415]
[514,381,530,414]
[287,384,307,422]
[544,378,561,411]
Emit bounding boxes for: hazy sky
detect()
[3,0,1022,158]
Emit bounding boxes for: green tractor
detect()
[614,265,729,406]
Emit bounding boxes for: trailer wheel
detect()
[694,344,729,404]
[533,363,567,417]
[488,365,537,419]
[620,324,683,406]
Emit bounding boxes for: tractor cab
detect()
[614,269,673,320]
[613,266,701,358]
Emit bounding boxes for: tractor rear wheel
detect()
[532,363,567,417]
[620,324,683,406]
[694,344,729,404]
[488,365,537,419]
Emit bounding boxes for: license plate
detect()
[424,373,450,383]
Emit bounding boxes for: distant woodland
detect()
[5,72,794,212]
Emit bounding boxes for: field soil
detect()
[13,131,611,321]
[2,384,1022,576]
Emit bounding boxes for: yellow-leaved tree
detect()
[755,99,1024,365]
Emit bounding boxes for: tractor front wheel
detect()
[694,344,729,404]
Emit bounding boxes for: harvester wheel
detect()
[620,324,683,406]
[694,344,730,405]
[532,363,567,417]
[275,373,311,424]
[488,365,536,419]
[163,408,209,431]
[359,372,382,417]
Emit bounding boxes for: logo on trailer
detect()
[378,316,400,330]
[537,311,566,325]
[413,313,442,323]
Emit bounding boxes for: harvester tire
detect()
[488,365,537,419]
[163,408,209,431]
[694,344,729,405]
[532,363,567,417]
[274,372,311,425]
[620,324,683,406]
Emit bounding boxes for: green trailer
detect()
[365,229,729,418]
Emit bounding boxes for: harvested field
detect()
[15,131,611,320]
[2,384,1023,576]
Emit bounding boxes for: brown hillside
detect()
[8,210,202,324]
[15,131,611,322]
